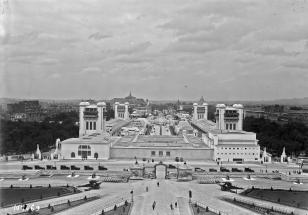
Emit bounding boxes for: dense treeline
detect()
[0,112,79,155]
[243,117,308,156]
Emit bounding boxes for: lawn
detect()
[241,188,308,209]
[190,203,218,215]
[100,203,131,215]
[14,196,100,215]
[0,186,79,207]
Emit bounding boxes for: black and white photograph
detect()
[0,0,308,214]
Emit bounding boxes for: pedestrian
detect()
[146,186,148,192]
[152,201,156,210]
[170,203,173,210]
[175,202,177,208]
[157,182,160,187]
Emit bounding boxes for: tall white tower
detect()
[124,102,129,120]
[202,102,208,120]
[114,102,119,119]
[233,104,244,130]
[193,103,198,120]
[97,102,106,132]
[79,101,90,137]
[216,104,226,130]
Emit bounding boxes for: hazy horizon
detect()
[1,0,308,101]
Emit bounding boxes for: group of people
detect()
[147,181,178,212]
[152,201,178,211]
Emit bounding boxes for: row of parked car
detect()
[22,165,108,171]
[194,167,255,173]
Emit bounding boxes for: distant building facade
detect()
[7,100,43,122]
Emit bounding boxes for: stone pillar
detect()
[114,102,119,119]
[193,103,198,120]
[281,147,287,163]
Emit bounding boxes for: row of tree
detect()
[243,117,308,156]
[0,112,79,155]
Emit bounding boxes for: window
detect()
[233,124,236,130]
[159,151,163,157]
[86,121,89,130]
[78,145,91,158]
[93,122,96,130]
[151,151,155,156]
[90,122,92,130]
[166,151,171,157]
[71,152,75,158]
[226,124,228,130]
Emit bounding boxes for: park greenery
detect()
[243,117,308,156]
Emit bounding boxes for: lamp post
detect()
[130,190,134,203]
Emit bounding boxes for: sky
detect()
[0,0,308,101]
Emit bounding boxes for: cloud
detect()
[88,32,112,41]
[253,46,299,56]
[108,41,152,56]
[80,67,102,74]
[283,61,308,69]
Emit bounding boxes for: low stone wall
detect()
[110,147,214,160]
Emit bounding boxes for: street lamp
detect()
[130,190,134,203]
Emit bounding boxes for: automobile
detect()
[34,165,45,170]
[244,168,254,172]
[231,168,243,172]
[22,165,33,170]
[60,165,70,170]
[71,165,80,170]
[98,165,108,171]
[209,168,217,172]
[194,167,205,172]
[46,165,56,170]
[168,164,177,169]
[220,167,230,172]
[84,165,94,170]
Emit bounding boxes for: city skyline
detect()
[1,0,308,101]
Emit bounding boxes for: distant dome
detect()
[115,102,120,105]
[80,102,90,106]
[97,102,106,107]
[233,104,243,109]
[125,102,129,105]
[193,103,198,106]
[202,103,208,106]
[216,104,226,108]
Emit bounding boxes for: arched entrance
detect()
[154,163,168,179]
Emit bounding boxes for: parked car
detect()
[220,167,230,172]
[22,165,33,170]
[209,168,217,172]
[98,165,108,171]
[231,168,243,172]
[84,165,94,170]
[195,167,205,172]
[244,168,254,172]
[46,165,56,170]
[34,165,45,170]
[71,165,80,170]
[60,165,70,170]
[168,164,177,169]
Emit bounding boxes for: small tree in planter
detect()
[114,205,117,211]
[67,200,71,206]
